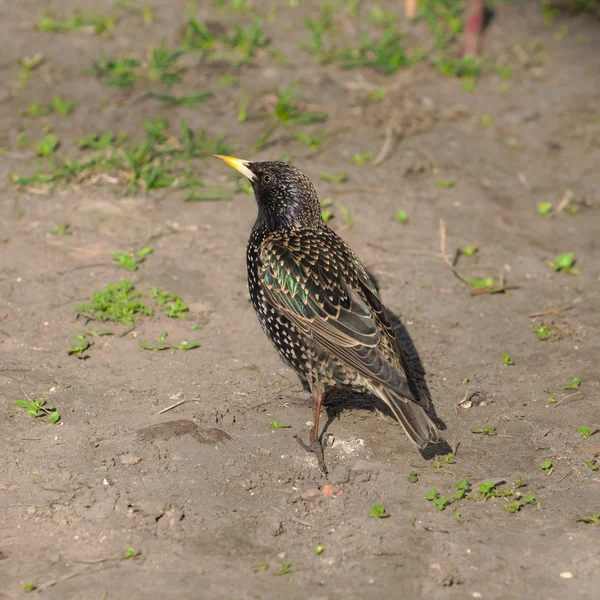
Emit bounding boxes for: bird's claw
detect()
[294,432,327,474]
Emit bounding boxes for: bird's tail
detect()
[372,386,440,450]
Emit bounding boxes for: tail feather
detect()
[372,386,440,450]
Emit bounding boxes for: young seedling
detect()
[14,398,60,424]
[320,172,347,184]
[472,424,496,436]
[583,459,599,472]
[314,545,325,555]
[337,203,354,228]
[353,151,372,165]
[271,82,327,125]
[454,478,471,499]
[578,426,592,439]
[112,247,153,272]
[370,504,389,518]
[548,252,579,275]
[278,558,293,575]
[52,95,75,115]
[151,287,189,319]
[148,92,212,107]
[425,489,450,511]
[539,460,554,476]
[171,340,200,351]
[408,471,418,483]
[435,179,455,189]
[565,377,581,390]
[578,513,600,524]
[295,132,326,149]
[35,134,59,157]
[122,547,140,559]
[444,452,456,465]
[320,197,333,223]
[23,102,50,117]
[478,480,500,500]
[336,25,412,74]
[251,126,277,152]
[76,280,153,325]
[460,245,478,257]
[538,202,553,216]
[532,324,558,341]
[396,210,408,223]
[269,420,291,430]
[502,353,515,366]
[68,333,93,357]
[434,55,482,78]
[49,223,70,235]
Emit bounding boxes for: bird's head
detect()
[215,156,322,230]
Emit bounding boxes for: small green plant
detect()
[14,398,60,423]
[434,55,482,78]
[444,452,456,464]
[460,245,478,256]
[532,324,558,341]
[478,480,500,500]
[408,471,418,483]
[148,92,212,107]
[538,202,553,215]
[337,203,354,228]
[35,134,59,157]
[336,25,413,74]
[112,247,153,272]
[583,459,599,472]
[454,478,471,499]
[269,420,291,430]
[353,151,372,165]
[503,353,515,366]
[320,197,333,222]
[370,504,389,518]
[320,172,347,184]
[23,102,50,117]
[435,179,455,189]
[123,547,139,559]
[50,223,70,235]
[278,558,293,575]
[68,333,93,357]
[52,95,75,115]
[565,377,581,390]
[151,287,189,319]
[272,82,327,125]
[472,424,496,436]
[578,426,592,439]
[548,252,579,274]
[295,132,326,149]
[396,210,408,223]
[314,545,324,554]
[425,488,450,511]
[578,513,600,524]
[38,9,116,35]
[76,280,153,325]
[540,460,554,476]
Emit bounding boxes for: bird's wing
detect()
[258,229,415,400]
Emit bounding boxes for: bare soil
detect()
[1,1,599,598]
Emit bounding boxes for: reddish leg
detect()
[295,385,340,473]
[463,0,484,56]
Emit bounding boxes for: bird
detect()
[215,155,440,470]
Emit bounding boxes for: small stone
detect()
[560,572,573,579]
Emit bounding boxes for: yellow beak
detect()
[214,155,255,181]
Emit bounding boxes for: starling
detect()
[215,155,439,470]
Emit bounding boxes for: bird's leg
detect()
[294,386,340,473]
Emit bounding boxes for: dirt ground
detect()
[1,1,599,598]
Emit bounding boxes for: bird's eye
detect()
[262,173,272,184]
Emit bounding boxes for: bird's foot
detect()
[294,431,327,474]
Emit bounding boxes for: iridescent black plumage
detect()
[216,156,439,469]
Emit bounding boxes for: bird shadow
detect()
[317,270,450,459]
